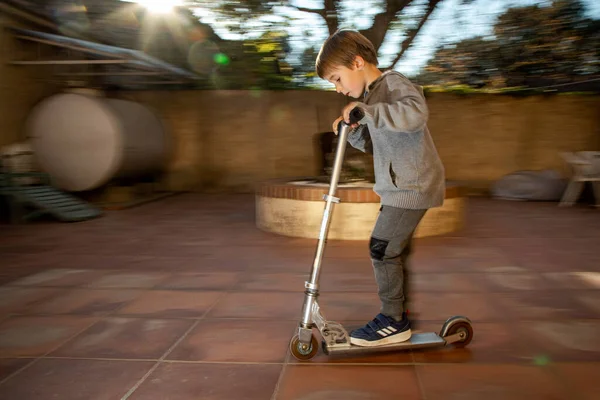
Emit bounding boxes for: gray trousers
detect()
[369,205,426,319]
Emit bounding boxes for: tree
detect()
[494,0,599,87]
[417,0,600,89]
[189,30,294,89]
[286,0,444,69]
[295,46,319,85]
[190,0,475,70]
[418,37,502,88]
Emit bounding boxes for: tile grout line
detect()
[40,317,102,358]
[0,314,100,387]
[0,358,40,387]
[270,356,290,400]
[119,287,230,400]
[95,284,162,319]
[35,356,288,365]
[3,311,361,322]
[271,348,290,400]
[270,328,294,400]
[75,271,233,321]
[3,356,562,367]
[413,361,428,400]
[120,318,201,400]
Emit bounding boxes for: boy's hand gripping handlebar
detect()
[337,107,365,135]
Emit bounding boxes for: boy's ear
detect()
[354,56,365,70]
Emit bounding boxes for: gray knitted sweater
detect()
[349,71,445,209]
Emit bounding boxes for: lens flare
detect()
[128,0,183,14]
[213,53,230,66]
[533,354,551,366]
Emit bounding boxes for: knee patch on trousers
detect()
[369,237,389,261]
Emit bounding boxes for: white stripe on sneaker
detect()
[351,329,412,347]
[376,330,388,337]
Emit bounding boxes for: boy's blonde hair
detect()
[316,29,378,79]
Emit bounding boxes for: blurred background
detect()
[3,0,599,90]
[0,0,599,221]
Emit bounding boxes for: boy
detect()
[316,29,445,347]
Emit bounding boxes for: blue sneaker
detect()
[350,313,412,347]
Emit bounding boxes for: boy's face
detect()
[325,58,366,99]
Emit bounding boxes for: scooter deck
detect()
[323,332,445,355]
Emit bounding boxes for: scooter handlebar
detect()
[337,107,365,134]
[348,107,365,124]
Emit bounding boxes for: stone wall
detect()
[427,94,600,192]
[115,90,348,191]
[117,90,600,193]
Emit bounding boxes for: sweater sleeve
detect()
[360,78,429,133]
[347,124,373,154]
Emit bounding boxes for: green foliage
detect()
[199,31,293,89]
[186,0,449,88]
[418,0,600,91]
[417,37,503,88]
[190,0,280,34]
[494,0,598,86]
[181,0,598,91]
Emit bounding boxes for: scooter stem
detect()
[301,108,364,328]
[309,122,351,285]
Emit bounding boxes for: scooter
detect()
[289,108,474,360]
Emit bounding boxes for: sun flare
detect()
[126,0,184,14]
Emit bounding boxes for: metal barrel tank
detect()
[26,91,169,192]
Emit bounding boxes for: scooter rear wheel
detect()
[289,335,319,360]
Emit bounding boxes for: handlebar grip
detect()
[337,107,365,135]
[349,107,364,124]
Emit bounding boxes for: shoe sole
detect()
[350,329,412,347]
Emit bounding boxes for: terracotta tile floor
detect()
[0,194,599,399]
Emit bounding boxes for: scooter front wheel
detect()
[289,334,319,360]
